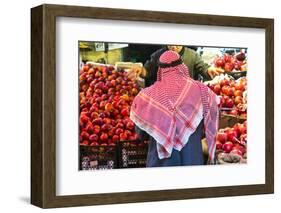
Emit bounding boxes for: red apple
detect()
[236,144,246,154]
[108,128,115,137]
[102,85,109,92]
[120,132,128,141]
[98,112,106,119]
[94,82,104,89]
[234,61,243,70]
[213,84,221,95]
[215,58,225,68]
[108,87,115,94]
[121,108,129,117]
[121,94,130,102]
[225,98,234,108]
[216,131,228,143]
[110,79,117,87]
[89,142,99,146]
[220,79,230,87]
[223,54,232,63]
[95,71,101,78]
[239,124,247,135]
[216,141,223,150]
[107,75,114,81]
[111,120,116,126]
[234,90,243,97]
[235,82,245,91]
[112,135,119,142]
[80,140,89,146]
[221,85,229,95]
[117,99,126,106]
[129,135,138,141]
[94,97,101,103]
[126,121,135,130]
[101,124,110,131]
[88,68,94,74]
[100,94,108,101]
[80,112,90,118]
[115,128,124,135]
[103,111,110,118]
[92,118,103,126]
[99,101,107,109]
[222,141,234,153]
[81,131,89,140]
[226,87,235,97]
[80,115,89,124]
[236,52,246,61]
[116,77,122,84]
[100,133,108,142]
[83,65,89,71]
[95,88,102,95]
[116,122,124,129]
[103,117,111,125]
[89,134,99,141]
[112,109,120,117]
[233,124,241,137]
[125,130,132,136]
[234,96,243,105]
[113,95,120,101]
[93,125,101,134]
[104,103,113,112]
[224,62,234,72]
[226,129,238,142]
[86,124,94,134]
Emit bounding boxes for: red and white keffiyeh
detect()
[130,50,219,162]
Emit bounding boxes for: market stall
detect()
[79,63,149,170]
[79,45,248,169]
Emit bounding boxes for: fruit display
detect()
[207,75,247,118]
[213,52,247,73]
[215,121,247,164]
[79,63,140,147]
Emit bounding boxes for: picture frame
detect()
[31,4,274,208]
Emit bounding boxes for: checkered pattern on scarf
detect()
[130,50,219,162]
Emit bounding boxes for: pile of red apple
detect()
[215,121,247,160]
[213,52,247,72]
[79,64,140,147]
[208,77,247,117]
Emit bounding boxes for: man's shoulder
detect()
[184,47,198,56]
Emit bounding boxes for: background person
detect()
[128,45,223,86]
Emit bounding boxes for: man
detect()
[130,50,219,166]
[128,45,223,86]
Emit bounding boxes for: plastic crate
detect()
[79,145,117,170]
[118,140,148,168]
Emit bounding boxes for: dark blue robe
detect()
[136,120,204,167]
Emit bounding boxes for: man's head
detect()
[157,50,190,81]
[167,45,183,53]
